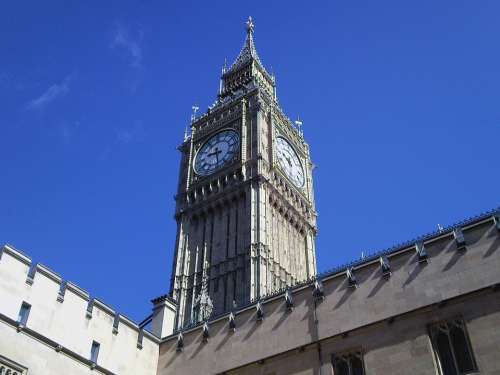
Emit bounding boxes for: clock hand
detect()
[207,147,222,164]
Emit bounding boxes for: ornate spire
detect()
[193,261,213,322]
[228,16,264,72]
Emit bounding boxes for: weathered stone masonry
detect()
[158,209,500,375]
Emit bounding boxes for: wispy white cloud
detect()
[26,76,71,111]
[112,24,143,68]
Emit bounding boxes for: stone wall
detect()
[157,211,500,374]
[0,245,159,375]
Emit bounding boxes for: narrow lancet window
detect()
[90,341,100,364]
[17,301,31,327]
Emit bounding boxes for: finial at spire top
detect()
[246,16,255,35]
[226,16,269,76]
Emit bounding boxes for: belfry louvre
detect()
[1,17,500,375]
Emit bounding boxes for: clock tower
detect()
[170,17,317,329]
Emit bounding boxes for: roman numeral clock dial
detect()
[194,129,240,176]
[275,136,305,188]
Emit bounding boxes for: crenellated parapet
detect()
[0,245,161,375]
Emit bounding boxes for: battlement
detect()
[0,245,160,375]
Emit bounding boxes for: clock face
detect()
[194,129,240,176]
[275,136,305,188]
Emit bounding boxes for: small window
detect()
[332,351,365,375]
[17,302,31,326]
[429,318,477,375]
[90,341,100,363]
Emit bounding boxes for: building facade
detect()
[158,210,500,375]
[0,244,165,375]
[1,17,500,375]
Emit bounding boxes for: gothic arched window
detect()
[332,351,365,375]
[429,318,477,375]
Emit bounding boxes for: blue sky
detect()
[1,1,499,322]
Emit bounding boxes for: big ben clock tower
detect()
[170,17,317,329]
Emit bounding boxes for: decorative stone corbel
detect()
[380,256,391,278]
[256,301,264,321]
[416,241,428,263]
[312,279,324,301]
[176,332,184,352]
[285,288,294,311]
[202,322,210,342]
[228,311,236,332]
[453,228,466,251]
[346,267,358,288]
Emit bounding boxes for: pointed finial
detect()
[295,116,303,136]
[191,105,199,123]
[246,16,255,35]
[273,72,277,101]
[184,125,189,141]
[219,59,227,95]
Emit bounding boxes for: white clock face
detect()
[275,136,305,188]
[194,129,240,176]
